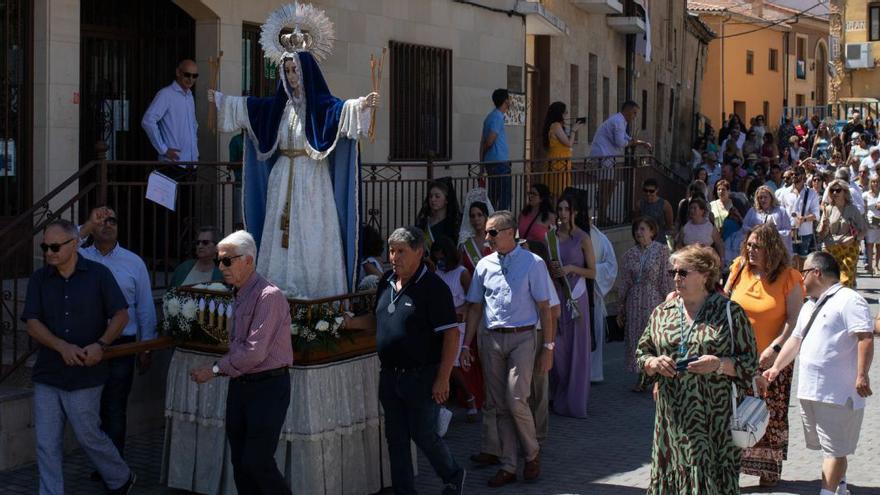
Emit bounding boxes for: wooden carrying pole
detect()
[368,48,386,143]
[207,51,224,134]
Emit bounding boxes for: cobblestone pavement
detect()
[3,276,880,494]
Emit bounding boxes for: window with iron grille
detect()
[389,41,452,161]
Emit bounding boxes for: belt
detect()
[281,149,308,159]
[230,367,288,383]
[489,325,535,334]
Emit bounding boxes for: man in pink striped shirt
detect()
[190,230,293,495]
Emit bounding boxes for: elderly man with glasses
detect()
[460,210,555,487]
[141,59,200,165]
[190,230,294,495]
[23,219,136,493]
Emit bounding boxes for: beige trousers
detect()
[479,329,540,472]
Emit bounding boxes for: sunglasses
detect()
[181,71,199,79]
[40,238,75,253]
[527,191,539,197]
[195,240,214,246]
[829,188,843,194]
[643,188,657,194]
[667,269,690,278]
[487,227,513,237]
[103,217,118,226]
[215,254,244,267]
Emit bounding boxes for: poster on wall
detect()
[0,139,15,177]
[505,92,526,126]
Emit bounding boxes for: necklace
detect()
[387,275,416,314]
[677,296,706,357]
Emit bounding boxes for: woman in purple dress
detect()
[547,193,596,417]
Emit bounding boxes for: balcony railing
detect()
[0,154,683,383]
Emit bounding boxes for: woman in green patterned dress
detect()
[637,245,758,494]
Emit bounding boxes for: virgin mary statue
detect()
[210,3,377,298]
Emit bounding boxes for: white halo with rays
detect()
[260,2,335,63]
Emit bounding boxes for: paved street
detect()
[3,275,880,494]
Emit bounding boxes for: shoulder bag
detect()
[725,300,769,449]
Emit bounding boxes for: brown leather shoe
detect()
[523,454,540,481]
[487,469,517,487]
[469,452,500,467]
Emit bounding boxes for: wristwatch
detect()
[97,339,110,351]
[542,342,556,351]
[772,344,782,353]
[715,358,726,375]
[211,362,221,376]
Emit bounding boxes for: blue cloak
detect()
[241,51,360,294]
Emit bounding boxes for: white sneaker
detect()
[437,407,453,437]
[836,481,850,495]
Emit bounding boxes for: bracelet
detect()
[715,357,725,375]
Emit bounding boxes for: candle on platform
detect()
[208,300,216,328]
[198,298,207,325]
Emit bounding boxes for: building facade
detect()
[690,0,829,127]
[830,0,880,106]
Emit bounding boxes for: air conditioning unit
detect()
[845,43,874,69]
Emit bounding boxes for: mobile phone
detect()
[575,117,586,124]
[675,356,699,372]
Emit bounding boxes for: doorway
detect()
[816,42,828,106]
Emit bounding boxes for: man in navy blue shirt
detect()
[345,226,465,495]
[22,219,135,494]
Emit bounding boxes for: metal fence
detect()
[0,154,685,382]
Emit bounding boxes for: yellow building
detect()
[690,1,787,127]
[831,0,880,113]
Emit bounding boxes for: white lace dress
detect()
[217,93,371,298]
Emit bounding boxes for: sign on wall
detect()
[846,20,866,32]
[505,92,526,126]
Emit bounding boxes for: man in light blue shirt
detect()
[141,59,199,164]
[460,211,554,487]
[481,89,511,210]
[78,207,157,466]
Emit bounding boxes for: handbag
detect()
[725,301,769,449]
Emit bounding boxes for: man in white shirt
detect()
[764,252,873,495]
[701,151,722,191]
[720,126,745,151]
[141,59,199,165]
[858,146,880,174]
[782,168,820,270]
[589,101,652,224]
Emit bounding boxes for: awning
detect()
[516,1,569,36]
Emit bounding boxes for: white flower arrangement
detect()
[290,303,350,353]
[161,287,233,342]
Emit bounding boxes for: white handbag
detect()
[724,301,769,449]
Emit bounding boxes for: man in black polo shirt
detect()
[345,226,465,495]
[22,219,136,494]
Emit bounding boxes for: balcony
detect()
[607,14,646,34]
[572,0,623,14]
[515,0,569,36]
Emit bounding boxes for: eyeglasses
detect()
[487,227,513,237]
[215,254,244,267]
[40,238,75,253]
[181,71,199,79]
[667,269,690,278]
[103,217,118,226]
[195,240,214,246]
[800,267,819,277]
[829,188,843,194]
[746,242,764,250]
[643,188,657,194]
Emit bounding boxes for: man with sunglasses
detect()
[781,167,820,270]
[189,230,293,494]
[141,59,200,165]
[460,211,554,487]
[78,207,156,472]
[23,219,136,493]
[764,252,873,495]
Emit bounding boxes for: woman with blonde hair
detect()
[818,178,867,287]
[743,185,793,254]
[724,224,803,487]
[637,245,758,493]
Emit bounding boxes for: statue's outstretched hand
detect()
[366,92,380,108]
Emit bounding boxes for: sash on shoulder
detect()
[462,237,483,269]
[546,228,581,320]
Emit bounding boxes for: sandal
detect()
[466,395,479,423]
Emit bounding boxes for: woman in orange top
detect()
[724,223,803,487]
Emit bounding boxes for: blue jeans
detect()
[487,169,511,211]
[34,383,131,494]
[100,336,136,456]
[379,365,461,495]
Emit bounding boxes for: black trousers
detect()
[100,335,136,457]
[225,372,292,495]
